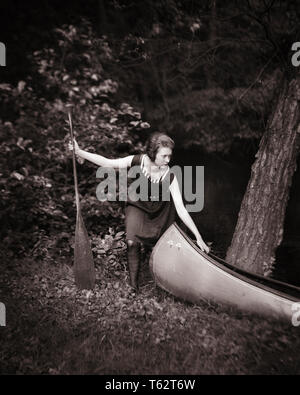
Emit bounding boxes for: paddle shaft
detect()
[68,110,80,213]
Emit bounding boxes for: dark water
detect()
[173,146,300,287]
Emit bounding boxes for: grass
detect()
[1,247,300,375]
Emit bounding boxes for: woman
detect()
[69,132,209,292]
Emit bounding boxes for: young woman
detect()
[69,132,209,292]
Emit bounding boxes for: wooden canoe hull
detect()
[149,223,300,321]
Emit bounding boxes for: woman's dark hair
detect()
[145,132,175,162]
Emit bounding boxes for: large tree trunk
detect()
[226,74,300,275]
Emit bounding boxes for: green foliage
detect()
[92,227,127,275]
[106,0,297,151]
[0,20,149,257]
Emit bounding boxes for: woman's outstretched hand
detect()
[196,238,210,254]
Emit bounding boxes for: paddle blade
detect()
[74,211,95,290]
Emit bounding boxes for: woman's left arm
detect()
[169,176,210,253]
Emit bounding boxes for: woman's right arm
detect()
[69,139,134,169]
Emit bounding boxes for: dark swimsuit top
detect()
[127,154,175,214]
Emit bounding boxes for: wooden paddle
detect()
[67,107,95,290]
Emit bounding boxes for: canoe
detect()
[149,223,300,321]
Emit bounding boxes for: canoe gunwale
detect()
[157,223,300,302]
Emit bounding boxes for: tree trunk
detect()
[226,74,300,275]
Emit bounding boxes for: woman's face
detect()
[154,147,172,168]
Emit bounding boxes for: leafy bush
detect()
[0,20,150,259]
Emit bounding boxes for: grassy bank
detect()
[1,247,300,375]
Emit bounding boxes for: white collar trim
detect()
[141,154,169,183]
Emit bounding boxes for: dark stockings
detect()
[127,240,141,291]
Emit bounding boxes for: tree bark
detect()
[226,74,300,275]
